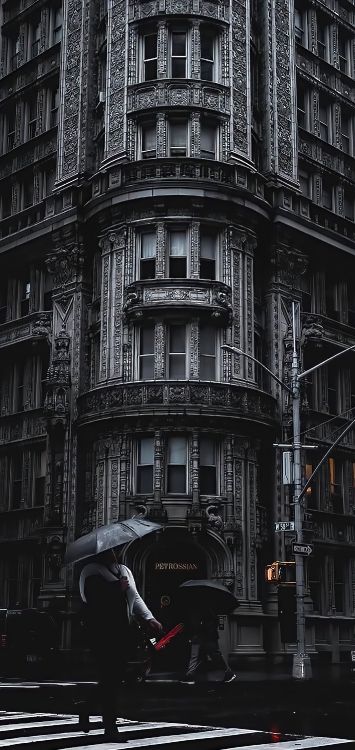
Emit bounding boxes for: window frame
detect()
[138,324,155,380]
[200,25,217,82]
[139,230,157,279]
[166,435,187,494]
[168,117,189,157]
[142,31,158,82]
[199,324,217,380]
[170,29,188,78]
[168,323,187,379]
[136,436,155,495]
[200,118,218,160]
[140,120,157,160]
[167,227,188,278]
[199,436,218,495]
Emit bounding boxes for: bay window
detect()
[200,232,217,279]
[199,437,217,494]
[140,232,156,279]
[141,122,156,159]
[168,230,187,277]
[168,324,186,379]
[170,31,187,78]
[137,437,154,493]
[199,325,216,380]
[169,119,188,157]
[139,325,155,379]
[167,436,187,493]
[200,26,216,81]
[200,120,217,159]
[143,32,157,81]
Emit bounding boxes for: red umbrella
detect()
[152,623,184,651]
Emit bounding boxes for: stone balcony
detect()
[77,380,277,429]
[0,311,51,349]
[123,279,233,323]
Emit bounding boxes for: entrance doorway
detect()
[145,534,207,674]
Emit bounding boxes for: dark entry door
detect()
[145,538,206,673]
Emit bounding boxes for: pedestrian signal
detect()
[265,561,296,584]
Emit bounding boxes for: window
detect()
[338,32,349,74]
[27,96,38,140]
[200,26,216,81]
[143,33,158,81]
[139,325,155,379]
[297,81,306,128]
[168,230,187,277]
[327,367,337,413]
[344,190,354,221]
[168,325,186,378]
[169,119,187,156]
[319,98,330,141]
[31,20,41,58]
[141,122,156,159]
[16,362,25,412]
[294,8,304,44]
[199,325,216,379]
[44,168,56,197]
[317,18,327,60]
[20,281,31,317]
[140,232,156,279]
[50,89,59,128]
[200,232,217,279]
[10,36,20,72]
[200,120,217,160]
[52,7,63,45]
[0,281,7,324]
[170,32,187,78]
[307,558,321,612]
[167,436,187,493]
[12,454,23,509]
[299,169,310,197]
[7,110,15,151]
[341,108,351,155]
[33,450,46,506]
[329,457,343,513]
[322,179,333,210]
[333,556,345,612]
[325,274,339,319]
[23,178,34,209]
[136,437,154,494]
[199,437,217,494]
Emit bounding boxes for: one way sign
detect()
[292,542,313,556]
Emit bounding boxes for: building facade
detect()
[0,0,354,666]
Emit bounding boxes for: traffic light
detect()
[265,561,296,584]
[278,585,297,643]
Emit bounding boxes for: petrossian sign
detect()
[154,562,199,571]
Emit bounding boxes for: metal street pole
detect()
[290,302,311,679]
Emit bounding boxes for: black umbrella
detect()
[178,579,239,614]
[64,518,162,564]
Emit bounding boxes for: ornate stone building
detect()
[0,0,354,667]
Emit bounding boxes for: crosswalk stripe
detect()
[0,712,352,750]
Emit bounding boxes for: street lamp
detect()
[222,305,355,680]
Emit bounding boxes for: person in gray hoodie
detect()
[79,549,162,739]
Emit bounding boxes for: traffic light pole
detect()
[290,303,311,679]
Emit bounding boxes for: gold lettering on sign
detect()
[154,562,199,571]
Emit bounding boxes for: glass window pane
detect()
[200,326,215,355]
[144,34,157,59]
[201,30,214,60]
[142,125,156,152]
[200,467,216,495]
[169,355,185,379]
[169,231,186,256]
[170,124,187,149]
[167,466,186,493]
[138,437,154,464]
[200,437,215,465]
[168,436,186,464]
[140,357,154,379]
[137,466,153,494]
[201,234,216,259]
[141,233,156,258]
[140,326,154,354]
[172,32,186,56]
[170,325,186,352]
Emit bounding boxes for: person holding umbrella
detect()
[178,579,238,685]
[65,519,163,740]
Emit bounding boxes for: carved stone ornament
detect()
[46,245,84,288]
[44,327,71,422]
[301,315,324,348]
[206,504,224,533]
[271,246,308,286]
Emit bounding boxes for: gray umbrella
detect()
[64,518,162,564]
[178,579,239,614]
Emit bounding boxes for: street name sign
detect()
[292,542,313,556]
[274,521,295,532]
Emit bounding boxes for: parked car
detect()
[0,608,58,676]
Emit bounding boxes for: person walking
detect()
[79,548,162,739]
[183,606,236,684]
